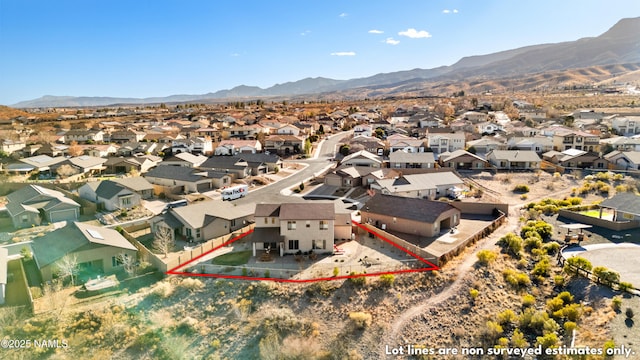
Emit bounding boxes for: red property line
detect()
[166,221,439,282]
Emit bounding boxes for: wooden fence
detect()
[559,255,638,293]
[355,222,439,266]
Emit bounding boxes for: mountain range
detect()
[12,17,640,108]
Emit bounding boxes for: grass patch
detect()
[579,209,602,218]
[211,250,252,266]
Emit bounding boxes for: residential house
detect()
[160,152,208,168]
[264,135,305,156]
[82,144,118,158]
[63,129,104,143]
[439,150,491,170]
[426,133,466,155]
[103,155,160,174]
[462,111,489,123]
[6,185,81,228]
[32,143,70,157]
[78,180,142,211]
[466,138,506,155]
[361,194,461,237]
[347,136,386,156]
[0,139,26,155]
[214,140,262,155]
[110,129,146,143]
[486,150,541,170]
[550,128,601,152]
[150,200,254,242]
[15,155,66,173]
[340,150,382,168]
[507,136,554,153]
[51,155,107,176]
[276,124,301,136]
[171,137,213,155]
[544,149,608,169]
[387,134,426,153]
[388,151,435,169]
[353,124,373,137]
[611,116,640,135]
[600,136,640,152]
[238,153,283,173]
[117,141,161,156]
[30,222,137,282]
[604,151,640,170]
[111,176,154,199]
[199,156,252,178]
[519,109,547,121]
[476,122,504,135]
[324,166,375,188]
[144,165,217,194]
[371,172,464,200]
[253,202,335,255]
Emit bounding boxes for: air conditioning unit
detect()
[381,224,386,230]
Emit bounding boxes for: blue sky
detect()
[1,0,639,105]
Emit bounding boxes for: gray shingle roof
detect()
[600,193,640,216]
[279,203,334,220]
[144,165,208,182]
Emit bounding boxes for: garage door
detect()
[49,208,78,222]
[196,182,211,192]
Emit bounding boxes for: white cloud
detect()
[453,9,459,13]
[339,12,348,18]
[368,29,384,34]
[230,53,240,57]
[385,37,400,45]
[330,52,356,56]
[442,9,450,14]
[398,28,432,39]
[300,30,311,36]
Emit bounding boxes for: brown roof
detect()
[363,194,458,223]
[279,203,334,220]
[254,203,281,217]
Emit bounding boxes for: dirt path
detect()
[380,186,575,358]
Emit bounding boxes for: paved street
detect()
[233,131,351,205]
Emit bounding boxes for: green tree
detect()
[317,124,324,134]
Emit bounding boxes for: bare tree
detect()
[118,252,137,277]
[55,254,79,286]
[67,140,84,157]
[153,227,174,258]
[56,164,79,178]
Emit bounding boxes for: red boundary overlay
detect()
[166,221,440,283]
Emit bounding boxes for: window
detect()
[231,219,236,227]
[288,239,299,250]
[306,221,310,228]
[112,255,125,267]
[271,217,275,224]
[312,239,326,250]
[287,221,296,230]
[264,218,268,224]
[21,215,29,223]
[196,229,201,238]
[121,196,132,206]
[186,228,192,237]
[319,220,329,230]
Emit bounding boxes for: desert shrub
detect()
[536,333,558,349]
[547,297,565,313]
[564,256,592,275]
[348,272,367,286]
[611,296,622,312]
[513,184,530,193]
[613,173,625,181]
[278,336,324,359]
[595,172,612,182]
[618,282,634,292]
[524,237,542,251]
[483,321,503,341]
[603,340,616,356]
[497,233,523,258]
[379,274,395,287]
[522,294,536,307]
[497,309,517,325]
[349,312,372,329]
[511,329,529,348]
[532,258,551,277]
[332,267,339,277]
[593,266,620,286]
[520,220,553,240]
[520,194,528,200]
[503,269,531,288]
[179,278,204,291]
[152,281,174,298]
[564,321,577,333]
[543,242,560,255]
[469,288,479,301]
[476,249,497,265]
[553,275,565,287]
[554,303,582,322]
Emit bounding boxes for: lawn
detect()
[580,209,603,218]
[211,250,252,266]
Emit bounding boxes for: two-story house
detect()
[551,128,600,152]
[426,133,466,155]
[253,202,337,256]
